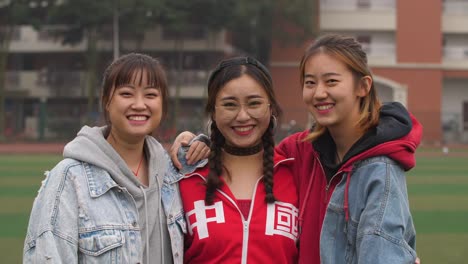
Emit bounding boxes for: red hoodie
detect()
[276,114,422,264]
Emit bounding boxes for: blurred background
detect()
[1,0,468,263]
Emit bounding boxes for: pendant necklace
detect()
[133,154,144,176]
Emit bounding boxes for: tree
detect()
[157,0,236,130]
[47,0,170,123]
[46,0,117,123]
[228,0,318,65]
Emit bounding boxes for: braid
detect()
[262,119,276,203]
[205,121,225,205]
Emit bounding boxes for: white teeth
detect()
[235,126,253,132]
[316,105,333,110]
[129,116,147,121]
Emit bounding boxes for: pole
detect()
[113,3,119,60]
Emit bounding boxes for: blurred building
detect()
[5,0,468,144]
[5,25,228,140]
[271,0,468,144]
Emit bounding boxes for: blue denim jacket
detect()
[23,153,186,264]
[320,156,417,264]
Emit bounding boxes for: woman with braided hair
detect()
[176,57,299,263]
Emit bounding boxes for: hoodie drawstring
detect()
[140,186,150,264]
[158,189,165,264]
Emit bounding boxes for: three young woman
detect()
[24,34,421,263]
[23,53,207,263]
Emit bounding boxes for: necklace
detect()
[132,154,144,176]
[223,142,263,156]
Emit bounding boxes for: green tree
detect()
[157,0,236,130]
[46,0,117,123]
[228,0,318,65]
[47,0,168,123]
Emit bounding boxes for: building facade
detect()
[4,0,468,144]
[5,25,228,140]
[271,0,468,144]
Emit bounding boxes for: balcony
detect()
[9,25,228,52]
[167,70,209,98]
[443,46,468,69]
[361,43,396,66]
[443,0,468,15]
[5,69,211,99]
[320,0,395,11]
[320,0,396,31]
[443,1,468,33]
[5,70,86,97]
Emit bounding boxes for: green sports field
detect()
[1,150,467,263]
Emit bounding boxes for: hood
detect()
[341,112,422,172]
[315,102,416,179]
[63,126,168,195]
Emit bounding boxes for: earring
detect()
[271,115,277,132]
[206,119,213,137]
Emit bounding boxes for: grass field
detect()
[1,149,467,263]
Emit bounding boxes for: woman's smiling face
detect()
[302,52,368,133]
[213,74,271,148]
[106,69,163,142]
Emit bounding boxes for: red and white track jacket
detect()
[179,152,298,264]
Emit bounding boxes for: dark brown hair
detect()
[100,53,168,126]
[299,34,381,142]
[205,57,282,204]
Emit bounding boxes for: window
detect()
[357,0,371,9]
[356,35,371,53]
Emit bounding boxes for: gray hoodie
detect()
[63,126,172,264]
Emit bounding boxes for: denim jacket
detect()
[23,153,186,264]
[320,156,417,264]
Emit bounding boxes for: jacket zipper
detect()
[324,165,343,204]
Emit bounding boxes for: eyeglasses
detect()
[215,100,270,120]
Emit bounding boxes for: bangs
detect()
[113,59,162,89]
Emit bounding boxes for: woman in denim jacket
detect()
[275,34,421,263]
[23,53,207,264]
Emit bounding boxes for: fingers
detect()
[170,131,196,169]
[169,143,183,170]
[415,257,420,264]
[186,141,210,165]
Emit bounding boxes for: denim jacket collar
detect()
[83,163,119,198]
[163,162,186,184]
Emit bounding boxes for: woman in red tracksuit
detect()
[178,57,299,264]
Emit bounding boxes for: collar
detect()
[83,163,119,198]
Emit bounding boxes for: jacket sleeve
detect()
[276,132,301,158]
[23,164,79,263]
[355,161,417,264]
[23,231,78,263]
